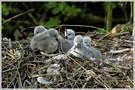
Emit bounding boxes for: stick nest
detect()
[2,31,133,88]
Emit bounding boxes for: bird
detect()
[67,35,85,58]
[30,29,59,53]
[83,36,102,59]
[64,29,75,46]
[34,25,47,35]
[68,35,101,60]
[58,29,75,53]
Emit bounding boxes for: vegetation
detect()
[2,2,133,40]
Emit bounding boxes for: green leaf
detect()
[76,8,81,12]
[14,30,22,40]
[52,7,60,15]
[58,2,67,11]
[47,2,57,9]
[45,17,61,27]
[2,3,9,16]
[65,6,70,12]
[97,28,106,33]
[65,5,81,17]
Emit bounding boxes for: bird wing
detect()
[38,31,50,41]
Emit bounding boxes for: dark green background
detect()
[2,2,132,40]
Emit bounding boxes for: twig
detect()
[97,32,111,42]
[40,52,59,57]
[8,38,12,49]
[55,24,101,30]
[76,32,87,35]
[108,48,133,54]
[73,71,84,88]
[101,59,133,86]
[116,68,133,86]
[111,32,130,37]
[82,75,92,88]
[5,52,15,59]
[2,68,17,73]
[3,9,34,24]
[16,41,24,50]
[21,26,35,32]
[7,61,21,88]
[32,73,62,77]
[17,63,23,88]
[28,13,37,24]
[37,64,51,71]
[66,54,111,89]
[124,40,133,43]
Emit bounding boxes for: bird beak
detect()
[65,30,68,36]
[66,30,68,35]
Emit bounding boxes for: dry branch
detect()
[2,31,133,88]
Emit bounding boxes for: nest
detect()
[2,31,133,88]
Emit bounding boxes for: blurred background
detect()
[2,2,133,40]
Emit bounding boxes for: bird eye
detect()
[54,35,56,37]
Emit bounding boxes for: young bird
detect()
[34,25,47,35]
[65,29,75,46]
[30,29,59,53]
[68,35,84,58]
[83,36,102,59]
[58,29,75,53]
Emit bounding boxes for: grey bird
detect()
[83,36,102,59]
[34,25,47,35]
[67,35,84,58]
[58,29,75,53]
[68,35,99,60]
[30,29,59,53]
[65,29,75,46]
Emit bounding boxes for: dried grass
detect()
[2,31,133,88]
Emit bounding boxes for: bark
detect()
[106,2,113,32]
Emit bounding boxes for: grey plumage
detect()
[58,35,71,53]
[68,35,102,60]
[58,29,75,53]
[34,25,47,35]
[30,29,59,53]
[83,36,102,59]
[68,35,84,58]
[65,29,75,46]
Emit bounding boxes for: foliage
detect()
[43,2,82,27]
[97,28,107,33]
[2,3,10,16]
[13,30,22,40]
[2,2,132,40]
[2,2,84,40]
